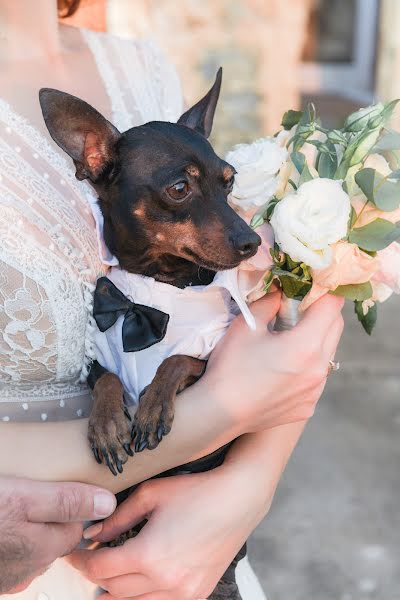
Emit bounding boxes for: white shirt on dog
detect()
[93,265,256,406]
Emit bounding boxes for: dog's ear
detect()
[177,67,222,138]
[39,88,121,183]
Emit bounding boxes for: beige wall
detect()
[376,0,400,128]
[106,0,313,152]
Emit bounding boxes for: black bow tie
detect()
[93,277,170,352]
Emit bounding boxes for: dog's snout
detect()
[233,231,261,257]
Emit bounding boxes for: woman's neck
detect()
[0,0,61,62]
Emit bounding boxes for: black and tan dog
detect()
[40,70,261,599]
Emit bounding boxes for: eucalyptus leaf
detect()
[332,282,373,301]
[281,109,303,130]
[298,163,314,186]
[348,205,358,231]
[355,300,377,335]
[291,151,306,174]
[355,168,400,211]
[372,130,400,152]
[348,218,400,251]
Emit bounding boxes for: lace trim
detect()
[81,29,134,131]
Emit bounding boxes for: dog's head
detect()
[39,69,261,284]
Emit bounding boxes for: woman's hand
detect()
[69,461,271,600]
[203,291,344,434]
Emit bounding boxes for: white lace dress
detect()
[0,28,266,600]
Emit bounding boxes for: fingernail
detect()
[83,521,104,540]
[94,491,116,518]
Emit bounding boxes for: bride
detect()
[0,1,344,598]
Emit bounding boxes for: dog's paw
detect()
[131,384,174,452]
[88,403,133,476]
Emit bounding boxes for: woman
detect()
[0,1,344,598]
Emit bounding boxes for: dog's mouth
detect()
[182,247,244,272]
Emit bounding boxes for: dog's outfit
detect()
[0,28,268,600]
[92,265,258,405]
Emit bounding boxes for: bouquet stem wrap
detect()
[274,296,302,331]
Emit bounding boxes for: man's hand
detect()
[0,476,116,594]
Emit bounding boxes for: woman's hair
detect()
[57,0,81,18]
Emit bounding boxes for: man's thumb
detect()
[25,480,116,523]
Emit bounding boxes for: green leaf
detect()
[264,196,280,221]
[250,212,265,229]
[355,300,377,335]
[277,274,311,300]
[332,282,373,301]
[298,163,314,186]
[381,99,400,125]
[263,271,274,293]
[328,129,348,145]
[355,168,400,211]
[316,141,337,178]
[344,103,384,132]
[348,218,400,251]
[349,128,381,166]
[349,205,358,230]
[372,130,400,152]
[291,151,306,174]
[281,109,303,130]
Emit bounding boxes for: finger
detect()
[98,574,154,597]
[294,293,344,338]
[249,291,282,327]
[322,315,344,362]
[24,480,116,523]
[31,522,83,565]
[69,544,143,580]
[85,485,154,543]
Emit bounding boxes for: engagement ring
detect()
[328,360,340,376]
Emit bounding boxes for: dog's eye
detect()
[166,181,190,202]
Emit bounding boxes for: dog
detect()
[40,69,262,599]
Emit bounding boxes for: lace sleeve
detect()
[0,102,105,421]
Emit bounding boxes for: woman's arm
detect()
[0,293,343,494]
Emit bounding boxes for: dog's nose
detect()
[233,231,261,257]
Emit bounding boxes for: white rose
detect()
[270,178,351,269]
[226,137,287,215]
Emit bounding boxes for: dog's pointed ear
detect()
[177,67,222,138]
[39,88,121,183]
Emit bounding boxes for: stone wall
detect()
[106,0,313,153]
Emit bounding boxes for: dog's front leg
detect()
[87,361,133,475]
[132,355,206,452]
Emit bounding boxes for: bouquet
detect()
[226,100,400,333]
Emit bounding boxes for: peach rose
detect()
[300,241,378,311]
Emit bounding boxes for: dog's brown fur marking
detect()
[132,355,206,452]
[88,373,132,475]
